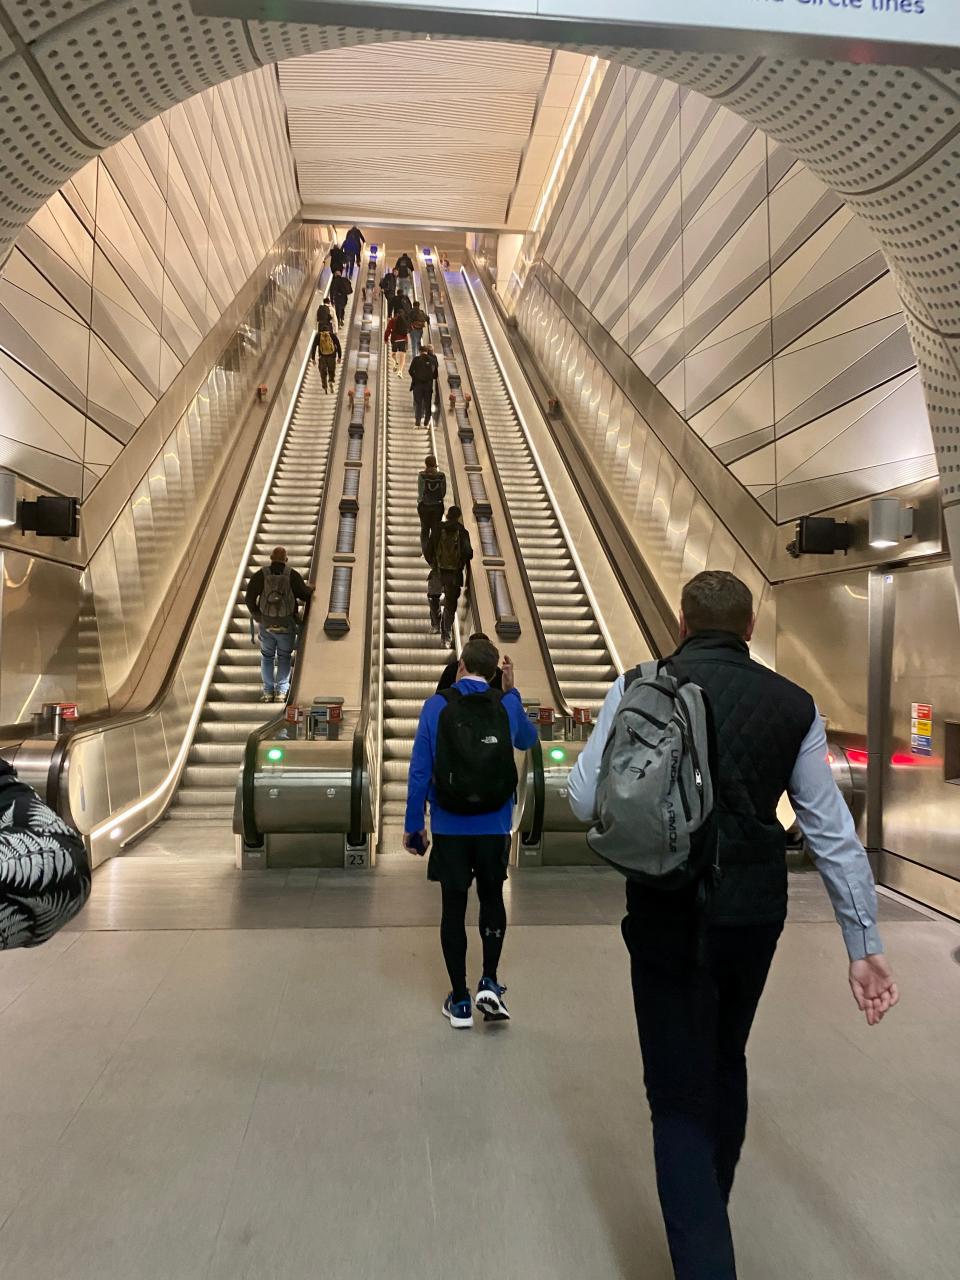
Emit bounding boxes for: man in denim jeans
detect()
[245,546,313,702]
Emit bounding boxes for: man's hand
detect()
[501,654,515,693]
[403,830,429,856]
[849,954,899,1026]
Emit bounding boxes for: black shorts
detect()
[428,833,510,892]
[391,339,408,352]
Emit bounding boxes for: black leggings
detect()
[440,875,507,1003]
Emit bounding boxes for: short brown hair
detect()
[425,455,437,467]
[681,571,753,637]
[460,636,499,680]
[270,546,287,563]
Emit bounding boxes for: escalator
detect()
[377,261,471,829]
[168,345,341,823]
[443,270,616,716]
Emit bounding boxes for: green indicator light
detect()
[549,747,567,762]
[266,747,284,763]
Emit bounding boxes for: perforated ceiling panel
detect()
[277,41,553,226]
[2,0,960,571]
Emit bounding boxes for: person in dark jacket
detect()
[410,348,439,428]
[380,269,397,304]
[568,570,898,1280]
[395,252,415,298]
[316,300,334,331]
[245,546,314,700]
[343,225,365,276]
[417,454,447,555]
[329,243,346,275]
[437,632,504,692]
[389,289,413,319]
[326,269,352,328]
[427,506,472,646]
[0,758,91,949]
[403,636,535,1028]
[315,324,342,393]
[384,309,410,376]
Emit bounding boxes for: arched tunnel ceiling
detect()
[1,0,960,546]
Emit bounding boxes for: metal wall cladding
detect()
[0,65,299,505]
[528,62,937,527]
[884,562,960,883]
[774,571,871,740]
[515,276,776,661]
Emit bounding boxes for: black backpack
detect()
[432,688,519,815]
[421,471,445,504]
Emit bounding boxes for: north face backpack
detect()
[432,688,519,815]
[587,661,718,888]
[421,471,445,505]
[433,523,462,572]
[317,329,335,357]
[260,566,296,629]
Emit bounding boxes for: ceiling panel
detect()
[278,40,553,228]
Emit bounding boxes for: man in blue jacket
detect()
[404,636,538,1028]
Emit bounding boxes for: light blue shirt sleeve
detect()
[788,710,883,961]
[566,675,626,823]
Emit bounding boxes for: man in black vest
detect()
[568,570,898,1280]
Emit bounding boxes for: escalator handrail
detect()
[521,738,546,848]
[34,260,330,818]
[433,261,572,720]
[348,248,387,847]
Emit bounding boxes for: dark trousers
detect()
[344,252,357,277]
[623,884,782,1280]
[332,301,346,326]
[413,381,433,425]
[418,502,443,559]
[427,569,461,636]
[431,834,510,1003]
[317,353,337,390]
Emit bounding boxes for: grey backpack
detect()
[260,565,296,630]
[587,661,717,887]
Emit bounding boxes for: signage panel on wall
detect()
[266,0,956,57]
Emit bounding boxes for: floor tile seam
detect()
[0,931,86,1017]
[0,928,198,1241]
[198,938,303,1280]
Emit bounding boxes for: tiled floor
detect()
[1,822,957,1279]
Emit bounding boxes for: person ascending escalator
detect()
[326,269,352,328]
[427,506,473,648]
[245,547,314,702]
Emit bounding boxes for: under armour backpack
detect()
[421,471,445,505]
[260,566,296,629]
[432,688,518,815]
[587,661,718,888]
[317,329,335,357]
[433,523,462,573]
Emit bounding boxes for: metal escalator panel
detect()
[170,354,338,821]
[444,272,616,717]
[379,336,437,826]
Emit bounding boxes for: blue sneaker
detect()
[442,993,473,1028]
[476,977,510,1022]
